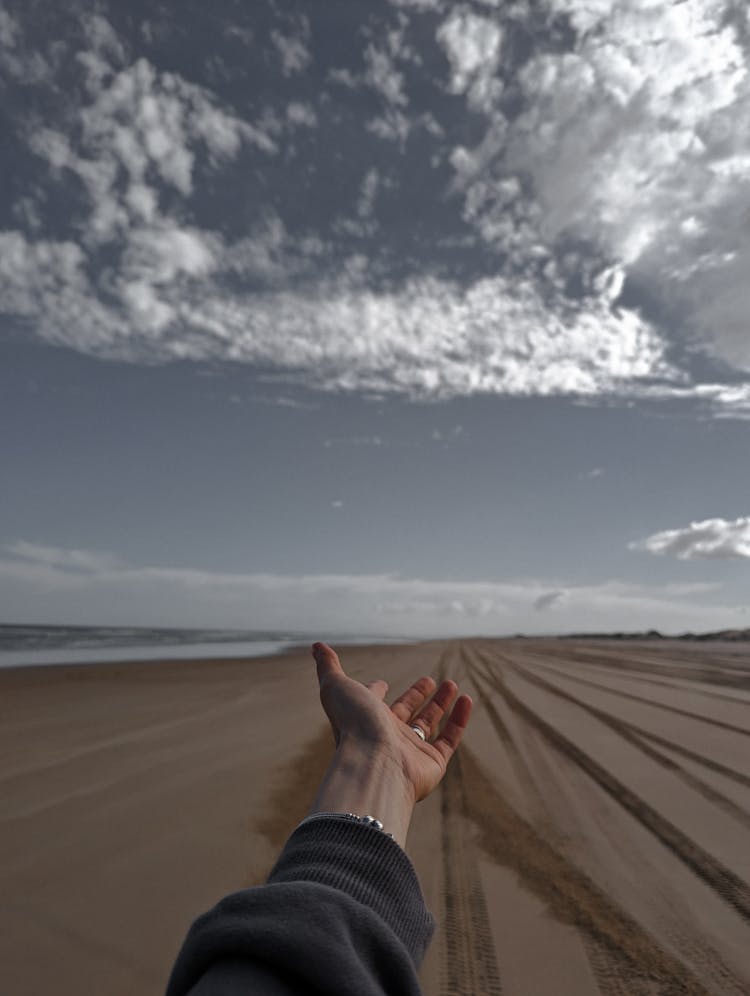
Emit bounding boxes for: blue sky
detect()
[1,0,750,636]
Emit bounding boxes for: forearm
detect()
[308,739,416,849]
[168,817,435,995]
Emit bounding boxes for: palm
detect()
[314,643,472,803]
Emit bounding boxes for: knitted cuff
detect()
[265,814,436,963]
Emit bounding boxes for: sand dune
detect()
[1,640,749,995]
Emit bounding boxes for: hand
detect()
[313,642,473,804]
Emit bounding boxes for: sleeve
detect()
[164,815,436,996]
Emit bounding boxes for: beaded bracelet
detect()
[296,811,394,839]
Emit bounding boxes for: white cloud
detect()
[249,393,318,411]
[287,101,317,127]
[493,1,750,373]
[124,226,219,282]
[366,108,411,144]
[26,54,274,248]
[115,224,221,333]
[0,7,20,47]
[0,26,296,359]
[617,380,750,419]
[360,33,417,144]
[425,0,750,405]
[223,214,325,286]
[0,231,119,350]
[7,540,122,573]
[631,517,750,560]
[432,424,463,442]
[271,25,311,77]
[4,3,750,418]
[389,0,444,8]
[364,44,407,106]
[328,67,358,88]
[81,12,127,65]
[224,25,254,46]
[357,169,380,219]
[448,119,508,194]
[0,7,54,83]
[0,226,679,398]
[323,436,384,448]
[436,10,503,111]
[12,193,44,233]
[0,544,743,634]
[176,271,678,398]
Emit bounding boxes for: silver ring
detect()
[410,724,426,741]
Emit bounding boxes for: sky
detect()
[1,0,750,638]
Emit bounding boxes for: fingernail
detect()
[312,642,324,657]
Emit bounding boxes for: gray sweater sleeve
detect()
[165,815,436,996]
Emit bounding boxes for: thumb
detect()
[365,679,389,701]
[312,642,345,687]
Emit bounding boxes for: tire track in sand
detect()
[468,655,748,996]
[455,681,714,996]
[522,651,750,739]
[505,657,750,831]
[536,643,750,693]
[527,660,750,790]
[455,646,551,821]
[438,648,503,996]
[440,754,503,995]
[582,942,656,996]
[471,652,750,927]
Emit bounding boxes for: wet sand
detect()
[2,639,749,995]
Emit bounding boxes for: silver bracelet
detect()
[296,812,394,839]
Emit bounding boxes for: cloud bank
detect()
[0,541,737,635]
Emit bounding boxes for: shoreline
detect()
[0,639,424,689]
[0,636,429,674]
[3,629,748,674]
[0,634,418,673]
[0,641,305,675]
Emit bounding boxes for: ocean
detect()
[0,625,409,668]
[0,625,311,668]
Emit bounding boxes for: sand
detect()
[1,638,749,995]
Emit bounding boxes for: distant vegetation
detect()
[559,629,750,642]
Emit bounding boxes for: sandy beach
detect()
[2,639,749,995]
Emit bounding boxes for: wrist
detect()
[309,739,416,848]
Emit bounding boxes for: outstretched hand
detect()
[313,642,473,803]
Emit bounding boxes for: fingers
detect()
[431,694,473,763]
[404,678,472,761]
[311,644,473,761]
[312,642,344,686]
[412,679,459,736]
[390,676,437,723]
